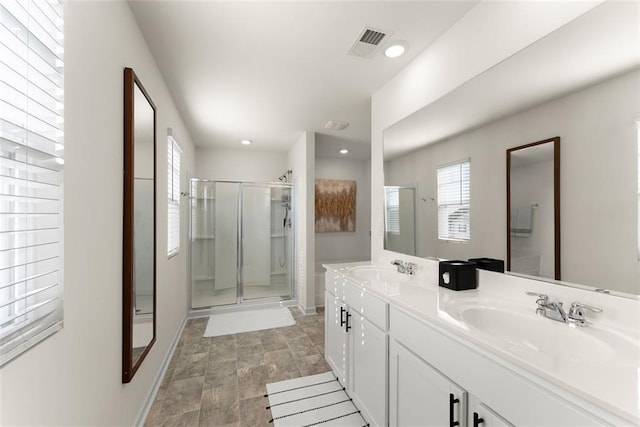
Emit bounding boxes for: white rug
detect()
[265,372,368,427]
[203,307,295,337]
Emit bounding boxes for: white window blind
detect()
[437,160,470,241]
[0,0,64,367]
[384,186,400,235]
[167,131,181,257]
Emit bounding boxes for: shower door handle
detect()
[345,312,352,332]
[340,306,346,327]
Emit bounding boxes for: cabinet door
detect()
[350,313,387,427]
[324,291,349,385]
[468,396,514,427]
[389,340,466,427]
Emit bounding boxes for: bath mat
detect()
[265,371,368,426]
[203,307,295,337]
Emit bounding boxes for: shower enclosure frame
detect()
[188,178,296,309]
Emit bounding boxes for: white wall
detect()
[195,147,287,182]
[371,1,602,260]
[315,157,371,263]
[0,1,196,425]
[288,133,316,313]
[385,70,639,294]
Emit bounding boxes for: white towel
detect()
[511,206,532,237]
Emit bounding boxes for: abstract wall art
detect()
[315,179,356,232]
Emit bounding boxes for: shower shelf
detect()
[192,276,214,281]
[270,234,284,238]
[193,235,215,240]
[271,271,286,276]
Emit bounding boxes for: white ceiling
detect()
[128,1,478,152]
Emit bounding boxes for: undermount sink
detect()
[446,301,638,366]
[347,266,411,283]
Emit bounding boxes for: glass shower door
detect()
[190,180,239,308]
[241,184,293,301]
[190,180,294,309]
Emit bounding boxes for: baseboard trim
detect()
[298,304,317,315]
[135,314,188,427]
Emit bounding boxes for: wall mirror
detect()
[383,2,640,296]
[506,137,560,281]
[123,67,156,383]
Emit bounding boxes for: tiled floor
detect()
[145,306,329,427]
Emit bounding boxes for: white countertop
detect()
[323,261,640,425]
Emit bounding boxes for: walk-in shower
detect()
[189,179,295,309]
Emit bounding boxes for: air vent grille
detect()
[347,26,391,59]
[360,29,385,46]
[324,120,350,131]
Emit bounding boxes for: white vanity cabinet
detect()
[324,290,349,384]
[389,339,467,427]
[324,270,388,427]
[389,338,514,427]
[390,306,607,427]
[468,396,513,427]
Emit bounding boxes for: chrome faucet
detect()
[391,260,417,275]
[526,292,602,326]
[526,292,567,322]
[567,302,603,326]
[391,259,406,273]
[405,262,417,275]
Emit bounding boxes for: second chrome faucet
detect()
[526,291,602,326]
[391,259,417,275]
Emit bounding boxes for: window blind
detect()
[437,160,470,241]
[167,131,181,257]
[0,0,64,367]
[385,187,400,235]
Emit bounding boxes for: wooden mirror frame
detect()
[506,136,560,280]
[123,67,157,383]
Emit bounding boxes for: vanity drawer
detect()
[325,271,344,299]
[344,279,388,331]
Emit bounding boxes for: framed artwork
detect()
[315,179,356,232]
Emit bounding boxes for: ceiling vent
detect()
[324,120,350,131]
[347,26,391,59]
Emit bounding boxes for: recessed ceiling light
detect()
[324,120,350,131]
[339,149,349,154]
[384,40,408,58]
[240,139,252,145]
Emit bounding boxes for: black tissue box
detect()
[468,257,505,273]
[439,260,477,291]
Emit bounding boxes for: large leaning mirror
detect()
[507,137,560,281]
[383,2,640,296]
[123,67,156,383]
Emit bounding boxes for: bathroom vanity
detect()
[323,261,639,427]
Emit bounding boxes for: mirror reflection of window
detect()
[437,160,470,242]
[384,186,416,255]
[385,187,400,235]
